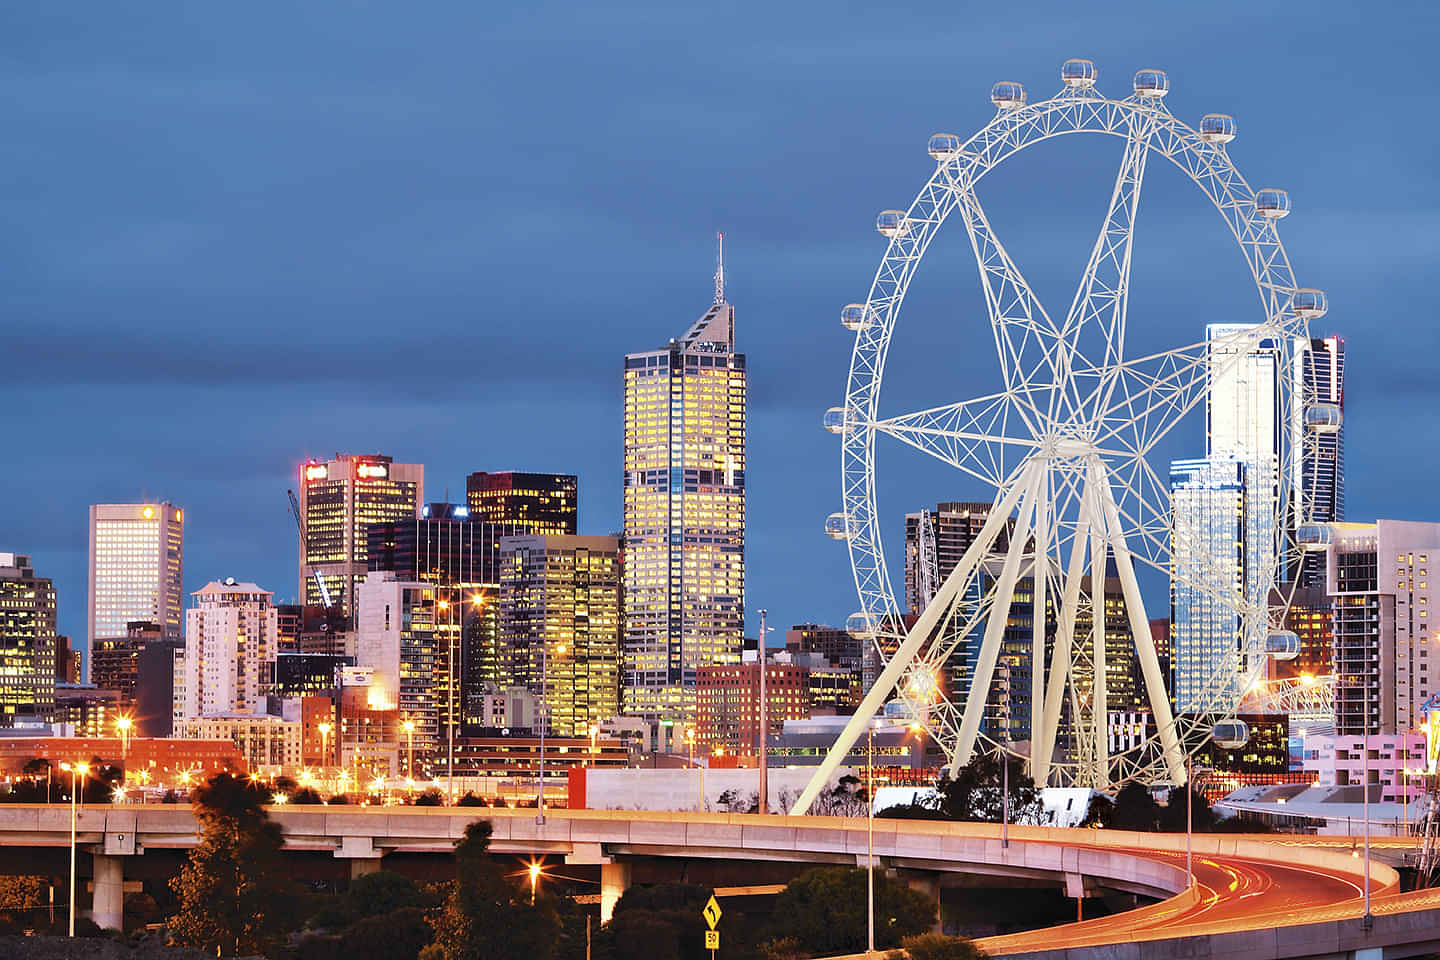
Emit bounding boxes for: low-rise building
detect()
[696,658,809,757]
[175,715,302,775]
[1301,731,1427,803]
[0,735,242,781]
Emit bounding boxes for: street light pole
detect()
[1185,753,1193,889]
[537,638,548,825]
[1363,677,1372,929]
[867,722,875,957]
[61,761,88,937]
[757,608,769,815]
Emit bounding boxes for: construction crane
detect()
[287,489,335,608]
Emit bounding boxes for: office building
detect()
[54,684,120,739]
[622,245,746,721]
[355,572,440,755]
[1328,521,1440,735]
[55,636,80,684]
[695,658,809,757]
[904,502,1013,616]
[91,621,185,736]
[774,650,861,715]
[1169,457,1248,713]
[1291,335,1346,587]
[296,454,423,616]
[1272,583,1332,682]
[273,654,349,699]
[465,472,577,534]
[500,534,621,737]
[88,503,185,656]
[182,580,279,718]
[91,620,164,712]
[366,504,517,706]
[0,553,57,725]
[275,604,352,657]
[784,623,864,674]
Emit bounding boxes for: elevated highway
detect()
[0,805,1434,957]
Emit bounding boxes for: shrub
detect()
[896,932,990,960]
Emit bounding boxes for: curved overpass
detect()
[0,806,1431,957]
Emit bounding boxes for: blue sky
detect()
[3,2,1438,665]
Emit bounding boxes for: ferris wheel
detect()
[791,60,1340,813]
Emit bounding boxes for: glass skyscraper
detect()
[297,454,423,617]
[0,552,57,725]
[621,245,746,722]
[1291,335,1346,587]
[88,502,185,659]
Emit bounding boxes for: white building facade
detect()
[182,580,278,718]
[88,503,185,658]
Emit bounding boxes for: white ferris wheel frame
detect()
[791,65,1326,815]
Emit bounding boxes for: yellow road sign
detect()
[703,894,723,929]
[704,930,720,950]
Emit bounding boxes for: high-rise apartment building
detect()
[296,454,423,616]
[1328,521,1440,735]
[1291,336,1346,587]
[465,472,577,534]
[88,503,185,661]
[500,534,621,737]
[0,553,57,724]
[621,246,746,721]
[182,580,278,718]
[784,623,864,675]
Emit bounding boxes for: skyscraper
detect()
[465,472,577,534]
[88,503,185,661]
[355,572,439,758]
[296,454,423,616]
[0,552,57,725]
[1169,457,1247,713]
[500,534,621,737]
[621,239,746,721]
[182,579,279,718]
[904,502,1012,616]
[1291,335,1346,587]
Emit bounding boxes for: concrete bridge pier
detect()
[90,854,124,931]
[902,871,942,933]
[601,860,632,924]
[336,835,384,883]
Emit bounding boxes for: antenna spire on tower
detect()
[714,231,725,304]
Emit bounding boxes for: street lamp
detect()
[115,716,132,766]
[866,721,875,957]
[402,719,416,782]
[588,723,600,766]
[318,721,333,787]
[528,861,543,905]
[59,761,89,937]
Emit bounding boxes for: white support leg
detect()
[952,472,1041,768]
[1030,472,1049,775]
[1035,496,1090,786]
[1093,458,1186,784]
[1090,471,1109,790]
[790,469,1034,816]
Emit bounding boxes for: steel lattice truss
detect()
[1241,675,1336,721]
[793,63,1330,815]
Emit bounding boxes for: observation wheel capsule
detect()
[1211,720,1250,750]
[823,407,851,435]
[1305,403,1343,434]
[1291,288,1328,319]
[825,512,855,541]
[846,613,876,640]
[927,132,964,162]
[990,81,1027,110]
[841,303,876,331]
[1133,69,1169,98]
[876,209,909,238]
[1200,113,1236,144]
[1255,188,1291,220]
[1061,58,1097,88]
[1265,631,1301,661]
[1297,523,1334,552]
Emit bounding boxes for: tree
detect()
[414,788,445,806]
[168,772,305,956]
[893,932,989,960]
[934,753,1041,824]
[341,870,428,922]
[768,867,936,954]
[601,882,713,960]
[428,819,559,960]
[811,775,871,817]
[1158,784,1215,833]
[291,787,324,805]
[340,906,433,960]
[1109,783,1161,832]
[457,792,488,807]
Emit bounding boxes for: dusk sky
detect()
[4,3,1438,667]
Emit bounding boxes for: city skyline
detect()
[3,3,1436,667]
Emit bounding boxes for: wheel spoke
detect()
[870,393,1036,488]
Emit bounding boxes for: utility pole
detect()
[757,608,769,814]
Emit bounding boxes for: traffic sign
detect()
[704,930,720,950]
[702,894,722,929]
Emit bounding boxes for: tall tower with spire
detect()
[621,236,747,723]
